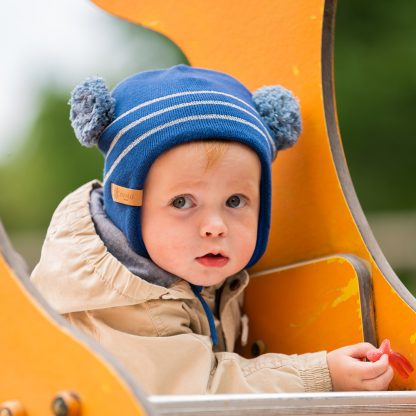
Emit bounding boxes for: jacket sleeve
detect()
[64,311,332,395]
[211,350,332,393]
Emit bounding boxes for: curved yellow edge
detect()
[90,0,416,390]
[0,255,150,415]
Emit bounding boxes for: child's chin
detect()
[184,271,229,287]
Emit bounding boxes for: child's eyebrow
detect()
[167,179,206,190]
[168,178,259,194]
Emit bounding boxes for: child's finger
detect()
[359,354,391,380]
[341,342,376,359]
[350,353,389,378]
[361,363,394,391]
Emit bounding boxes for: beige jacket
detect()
[31,181,332,395]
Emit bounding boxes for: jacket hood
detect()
[30,181,195,314]
[89,186,180,288]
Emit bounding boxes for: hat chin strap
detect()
[190,284,219,347]
[111,183,143,207]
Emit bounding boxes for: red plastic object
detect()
[367,339,414,379]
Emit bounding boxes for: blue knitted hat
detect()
[69,65,301,268]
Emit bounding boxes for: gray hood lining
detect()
[89,187,180,288]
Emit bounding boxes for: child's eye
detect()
[226,194,247,208]
[171,195,194,209]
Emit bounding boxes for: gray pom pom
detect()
[252,85,302,151]
[69,77,115,147]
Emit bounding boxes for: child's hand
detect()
[327,342,393,391]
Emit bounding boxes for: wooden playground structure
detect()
[1,0,416,414]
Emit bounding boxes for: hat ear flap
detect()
[252,86,302,152]
[69,77,115,147]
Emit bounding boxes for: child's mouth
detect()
[196,253,229,267]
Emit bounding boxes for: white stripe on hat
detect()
[107,100,275,157]
[107,90,258,127]
[103,114,272,184]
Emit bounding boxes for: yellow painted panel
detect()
[238,256,365,357]
[0,255,148,415]
[90,0,416,390]
[374,268,416,390]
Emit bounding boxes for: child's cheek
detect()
[235,221,258,261]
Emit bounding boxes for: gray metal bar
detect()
[150,392,416,415]
[342,254,377,346]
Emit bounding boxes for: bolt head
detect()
[52,397,68,416]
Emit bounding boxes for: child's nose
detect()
[200,215,228,238]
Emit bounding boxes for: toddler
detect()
[31,65,392,394]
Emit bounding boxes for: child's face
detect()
[141,141,261,286]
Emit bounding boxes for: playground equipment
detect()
[1,0,416,414]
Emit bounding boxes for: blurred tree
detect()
[335,0,416,212]
[0,89,103,231]
[335,0,416,293]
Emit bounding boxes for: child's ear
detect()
[252,86,302,152]
[69,77,115,147]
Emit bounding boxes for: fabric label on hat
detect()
[111,183,143,207]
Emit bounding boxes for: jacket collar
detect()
[32,181,248,314]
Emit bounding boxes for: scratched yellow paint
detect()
[288,300,331,329]
[143,20,159,27]
[292,65,300,76]
[331,278,359,308]
[327,257,347,265]
[239,256,364,356]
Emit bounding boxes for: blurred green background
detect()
[1,0,415,293]
[335,0,416,294]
